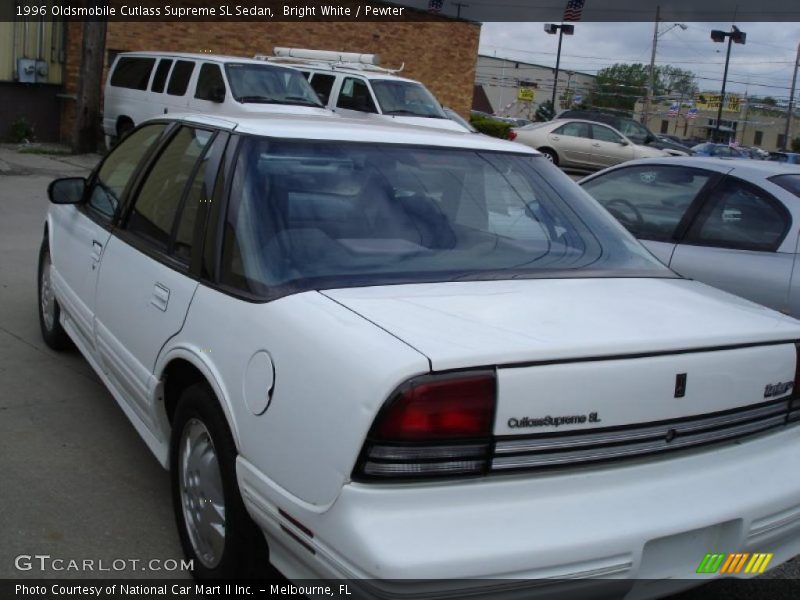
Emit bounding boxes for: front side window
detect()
[370,80,445,118]
[336,78,377,113]
[167,61,195,96]
[195,63,226,102]
[110,57,155,90]
[309,73,336,105]
[591,125,624,144]
[685,178,790,251]
[616,119,650,144]
[554,122,591,139]
[219,138,670,297]
[126,127,214,250]
[581,165,713,241]
[87,124,166,222]
[224,63,321,106]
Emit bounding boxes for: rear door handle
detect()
[151,283,170,312]
[91,240,103,266]
[592,143,601,147]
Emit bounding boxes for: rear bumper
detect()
[238,425,800,597]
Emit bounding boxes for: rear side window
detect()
[167,61,195,96]
[127,127,214,251]
[309,73,336,104]
[110,57,155,91]
[337,78,377,113]
[150,59,173,93]
[553,122,590,139]
[769,174,800,198]
[686,177,790,251]
[195,63,226,101]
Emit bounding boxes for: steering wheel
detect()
[604,198,645,233]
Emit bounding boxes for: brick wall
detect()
[61,20,480,142]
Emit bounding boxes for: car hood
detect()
[321,278,800,371]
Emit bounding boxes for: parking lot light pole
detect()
[545,23,574,113]
[782,42,800,151]
[711,26,746,143]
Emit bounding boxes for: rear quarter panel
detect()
[157,285,429,508]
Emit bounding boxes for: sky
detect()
[479,22,800,102]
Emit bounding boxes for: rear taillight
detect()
[354,371,496,480]
[508,130,518,141]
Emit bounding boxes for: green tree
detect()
[791,137,800,153]
[535,100,555,121]
[589,63,698,112]
[590,63,651,111]
[659,66,698,98]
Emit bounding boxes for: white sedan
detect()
[39,113,800,595]
[512,118,671,170]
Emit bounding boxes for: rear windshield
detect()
[220,138,672,298]
[224,63,322,107]
[769,174,800,197]
[370,80,446,118]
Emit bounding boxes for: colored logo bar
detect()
[696,553,773,574]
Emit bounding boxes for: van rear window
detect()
[110,57,155,91]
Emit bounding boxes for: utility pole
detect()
[72,19,107,153]
[643,5,660,125]
[782,42,800,151]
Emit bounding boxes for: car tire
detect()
[38,237,72,351]
[539,148,559,165]
[116,118,134,141]
[170,382,272,580]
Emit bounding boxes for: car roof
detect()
[116,51,297,68]
[153,113,538,154]
[584,156,800,180]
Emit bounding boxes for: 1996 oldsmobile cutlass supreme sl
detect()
[39,113,800,597]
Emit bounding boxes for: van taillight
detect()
[354,372,496,480]
[508,130,518,141]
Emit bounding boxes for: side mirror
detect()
[48,177,86,204]
[209,85,226,103]
[619,140,630,146]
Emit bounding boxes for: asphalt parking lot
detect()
[0,144,796,591]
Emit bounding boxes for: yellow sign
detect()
[517,88,535,102]
[694,93,741,113]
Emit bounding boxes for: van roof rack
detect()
[254,47,404,74]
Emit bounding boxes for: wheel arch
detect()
[155,348,241,456]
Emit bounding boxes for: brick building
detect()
[58,18,480,142]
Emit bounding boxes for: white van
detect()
[257,48,469,133]
[103,52,329,146]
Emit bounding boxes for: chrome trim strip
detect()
[495,401,790,455]
[492,414,789,470]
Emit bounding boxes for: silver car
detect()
[580,157,800,316]
[511,119,669,170]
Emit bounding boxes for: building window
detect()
[754,131,763,146]
[660,120,669,134]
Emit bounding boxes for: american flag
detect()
[667,102,680,117]
[428,0,443,13]
[563,0,586,21]
[687,107,699,120]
